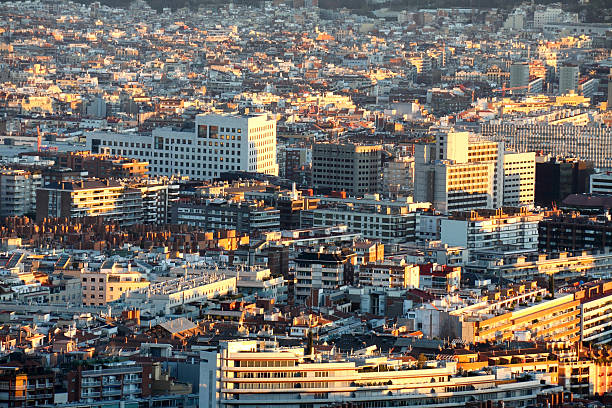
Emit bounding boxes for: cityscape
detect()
[0,0,610,407]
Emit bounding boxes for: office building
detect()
[0,169,41,217]
[590,172,612,195]
[87,112,278,180]
[558,64,579,95]
[312,142,382,196]
[535,156,593,207]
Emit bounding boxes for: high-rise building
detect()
[510,62,530,92]
[312,142,382,196]
[558,64,579,95]
[414,132,500,213]
[87,112,278,180]
[415,132,535,212]
[0,169,41,217]
[535,156,594,206]
[503,151,536,208]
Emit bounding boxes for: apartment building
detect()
[312,143,382,196]
[418,263,461,293]
[358,259,419,289]
[36,179,176,225]
[171,197,280,234]
[294,250,355,305]
[448,283,580,343]
[481,123,612,170]
[440,208,543,256]
[199,340,561,408]
[123,270,237,315]
[87,112,278,180]
[538,213,612,252]
[0,359,55,407]
[67,360,152,403]
[67,261,149,307]
[466,250,612,283]
[414,132,500,213]
[590,172,612,195]
[303,195,430,244]
[0,169,41,217]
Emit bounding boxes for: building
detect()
[510,62,530,92]
[123,269,237,315]
[382,156,414,198]
[312,143,382,196]
[448,283,580,343]
[303,195,431,244]
[36,179,176,225]
[67,360,152,403]
[294,250,355,305]
[535,156,594,207]
[418,263,461,293]
[87,112,278,180]
[466,249,612,283]
[64,261,150,307]
[415,132,534,213]
[0,169,41,217]
[481,123,612,170]
[503,152,535,208]
[199,340,561,408]
[358,259,419,289]
[558,64,579,95]
[440,208,544,256]
[171,197,280,234]
[538,213,612,252]
[590,172,612,195]
[0,358,55,407]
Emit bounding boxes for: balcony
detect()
[102,389,122,397]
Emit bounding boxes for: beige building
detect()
[359,259,419,288]
[68,261,149,306]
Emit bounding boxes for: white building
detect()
[503,151,535,208]
[589,172,612,194]
[414,132,534,213]
[0,169,41,217]
[87,112,278,180]
[440,208,542,256]
[199,340,562,408]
